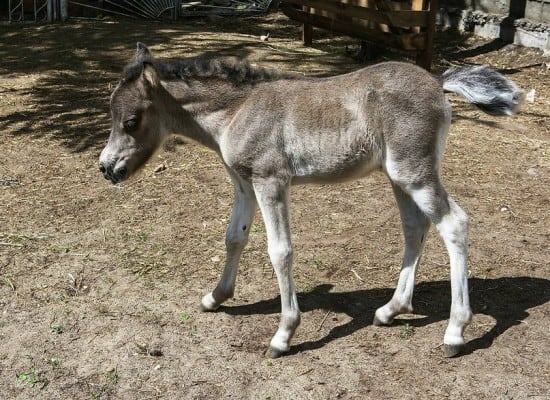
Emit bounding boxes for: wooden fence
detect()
[280,0,438,70]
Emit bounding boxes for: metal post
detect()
[47,0,62,21]
[47,0,53,21]
[172,0,180,21]
[60,0,68,20]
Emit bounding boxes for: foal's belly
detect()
[289,149,382,185]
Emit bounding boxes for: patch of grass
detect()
[130,260,167,281]
[7,234,28,243]
[49,245,70,254]
[124,230,148,243]
[251,223,265,233]
[300,281,321,293]
[313,259,325,270]
[180,312,192,321]
[104,276,116,286]
[17,367,48,388]
[141,278,155,289]
[142,306,162,324]
[0,276,16,291]
[399,323,415,339]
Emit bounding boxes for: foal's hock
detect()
[99,43,523,358]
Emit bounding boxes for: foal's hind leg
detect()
[374,183,431,326]
[201,169,256,311]
[433,195,472,357]
[399,182,473,357]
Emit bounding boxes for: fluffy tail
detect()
[441,65,524,116]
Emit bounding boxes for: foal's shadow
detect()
[221,277,550,356]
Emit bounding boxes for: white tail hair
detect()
[441,65,524,116]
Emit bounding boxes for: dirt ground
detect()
[0,12,548,400]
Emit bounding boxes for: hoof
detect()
[265,346,286,359]
[443,344,463,358]
[373,315,392,326]
[200,293,220,312]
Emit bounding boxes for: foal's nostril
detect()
[99,164,106,174]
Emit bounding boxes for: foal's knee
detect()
[225,228,248,250]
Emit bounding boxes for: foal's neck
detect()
[163,78,256,152]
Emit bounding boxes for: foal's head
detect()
[99,43,172,183]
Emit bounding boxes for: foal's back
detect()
[222,62,449,184]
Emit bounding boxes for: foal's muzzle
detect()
[99,162,127,184]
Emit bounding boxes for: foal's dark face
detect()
[99,68,165,184]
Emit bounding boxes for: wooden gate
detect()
[280,0,438,70]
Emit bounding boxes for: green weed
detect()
[17,367,48,388]
[180,312,192,321]
[399,323,415,339]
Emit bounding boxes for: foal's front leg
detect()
[201,171,256,311]
[253,177,300,358]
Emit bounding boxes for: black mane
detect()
[122,56,286,85]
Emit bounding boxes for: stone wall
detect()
[438,0,550,50]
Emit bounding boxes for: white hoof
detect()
[200,292,220,312]
[373,308,394,326]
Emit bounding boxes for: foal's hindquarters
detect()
[200,65,473,358]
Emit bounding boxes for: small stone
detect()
[527,167,539,176]
[153,163,167,173]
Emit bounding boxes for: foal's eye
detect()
[123,116,139,132]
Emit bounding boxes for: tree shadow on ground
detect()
[220,276,550,356]
[1,14,544,154]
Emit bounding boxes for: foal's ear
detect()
[135,42,151,62]
[141,62,160,88]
